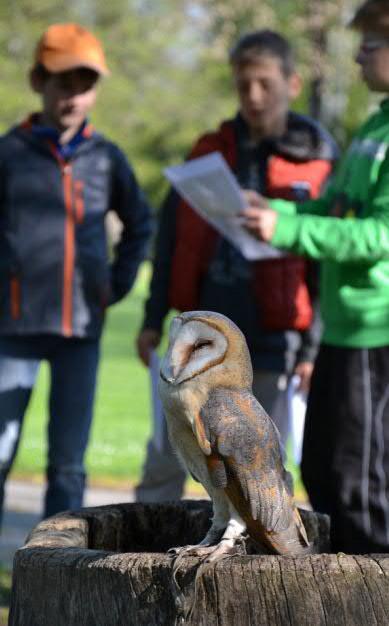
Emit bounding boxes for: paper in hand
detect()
[164,152,283,260]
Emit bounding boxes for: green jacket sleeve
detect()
[270,163,389,264]
[269,181,336,217]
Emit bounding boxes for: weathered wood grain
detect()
[9,501,389,626]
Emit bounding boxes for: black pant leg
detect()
[303,344,389,553]
[301,344,337,514]
[331,346,389,553]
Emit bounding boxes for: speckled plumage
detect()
[159,311,309,556]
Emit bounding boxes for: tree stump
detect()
[9,500,389,625]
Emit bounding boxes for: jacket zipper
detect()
[47,140,79,337]
[62,163,75,337]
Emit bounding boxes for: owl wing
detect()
[196,389,294,534]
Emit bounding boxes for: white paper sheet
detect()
[149,350,166,453]
[164,152,283,260]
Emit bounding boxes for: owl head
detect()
[160,311,253,390]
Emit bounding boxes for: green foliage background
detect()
[0,0,374,210]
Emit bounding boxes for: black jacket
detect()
[0,121,151,338]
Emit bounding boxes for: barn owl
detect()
[159,310,310,560]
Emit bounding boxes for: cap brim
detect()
[40,52,110,76]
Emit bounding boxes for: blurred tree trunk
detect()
[307,0,327,121]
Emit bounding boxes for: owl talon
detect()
[204,536,248,563]
[168,544,216,559]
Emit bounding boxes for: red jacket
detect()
[168,116,335,331]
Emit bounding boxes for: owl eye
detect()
[193,340,212,351]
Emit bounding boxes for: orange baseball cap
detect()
[35,23,109,76]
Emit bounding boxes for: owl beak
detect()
[160,340,186,385]
[160,370,175,384]
[160,362,179,385]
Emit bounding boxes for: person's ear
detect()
[29,68,45,94]
[288,72,302,101]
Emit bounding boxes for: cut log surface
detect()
[9,501,389,626]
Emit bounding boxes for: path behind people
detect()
[0,480,135,568]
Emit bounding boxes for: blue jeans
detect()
[0,335,100,524]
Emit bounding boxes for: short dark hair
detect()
[350,0,389,35]
[229,30,295,77]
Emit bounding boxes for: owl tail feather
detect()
[294,507,310,547]
[264,508,312,556]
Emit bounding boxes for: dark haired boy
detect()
[242,1,389,552]
[135,30,337,502]
[0,23,151,523]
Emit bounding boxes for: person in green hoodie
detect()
[240,0,389,554]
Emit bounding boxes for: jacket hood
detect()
[235,111,339,163]
[274,112,339,162]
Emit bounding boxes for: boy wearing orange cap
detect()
[0,24,151,524]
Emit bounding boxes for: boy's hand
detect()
[240,206,278,242]
[137,328,161,367]
[240,190,278,242]
[294,361,314,394]
[241,189,268,209]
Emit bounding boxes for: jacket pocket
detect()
[10,275,21,320]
